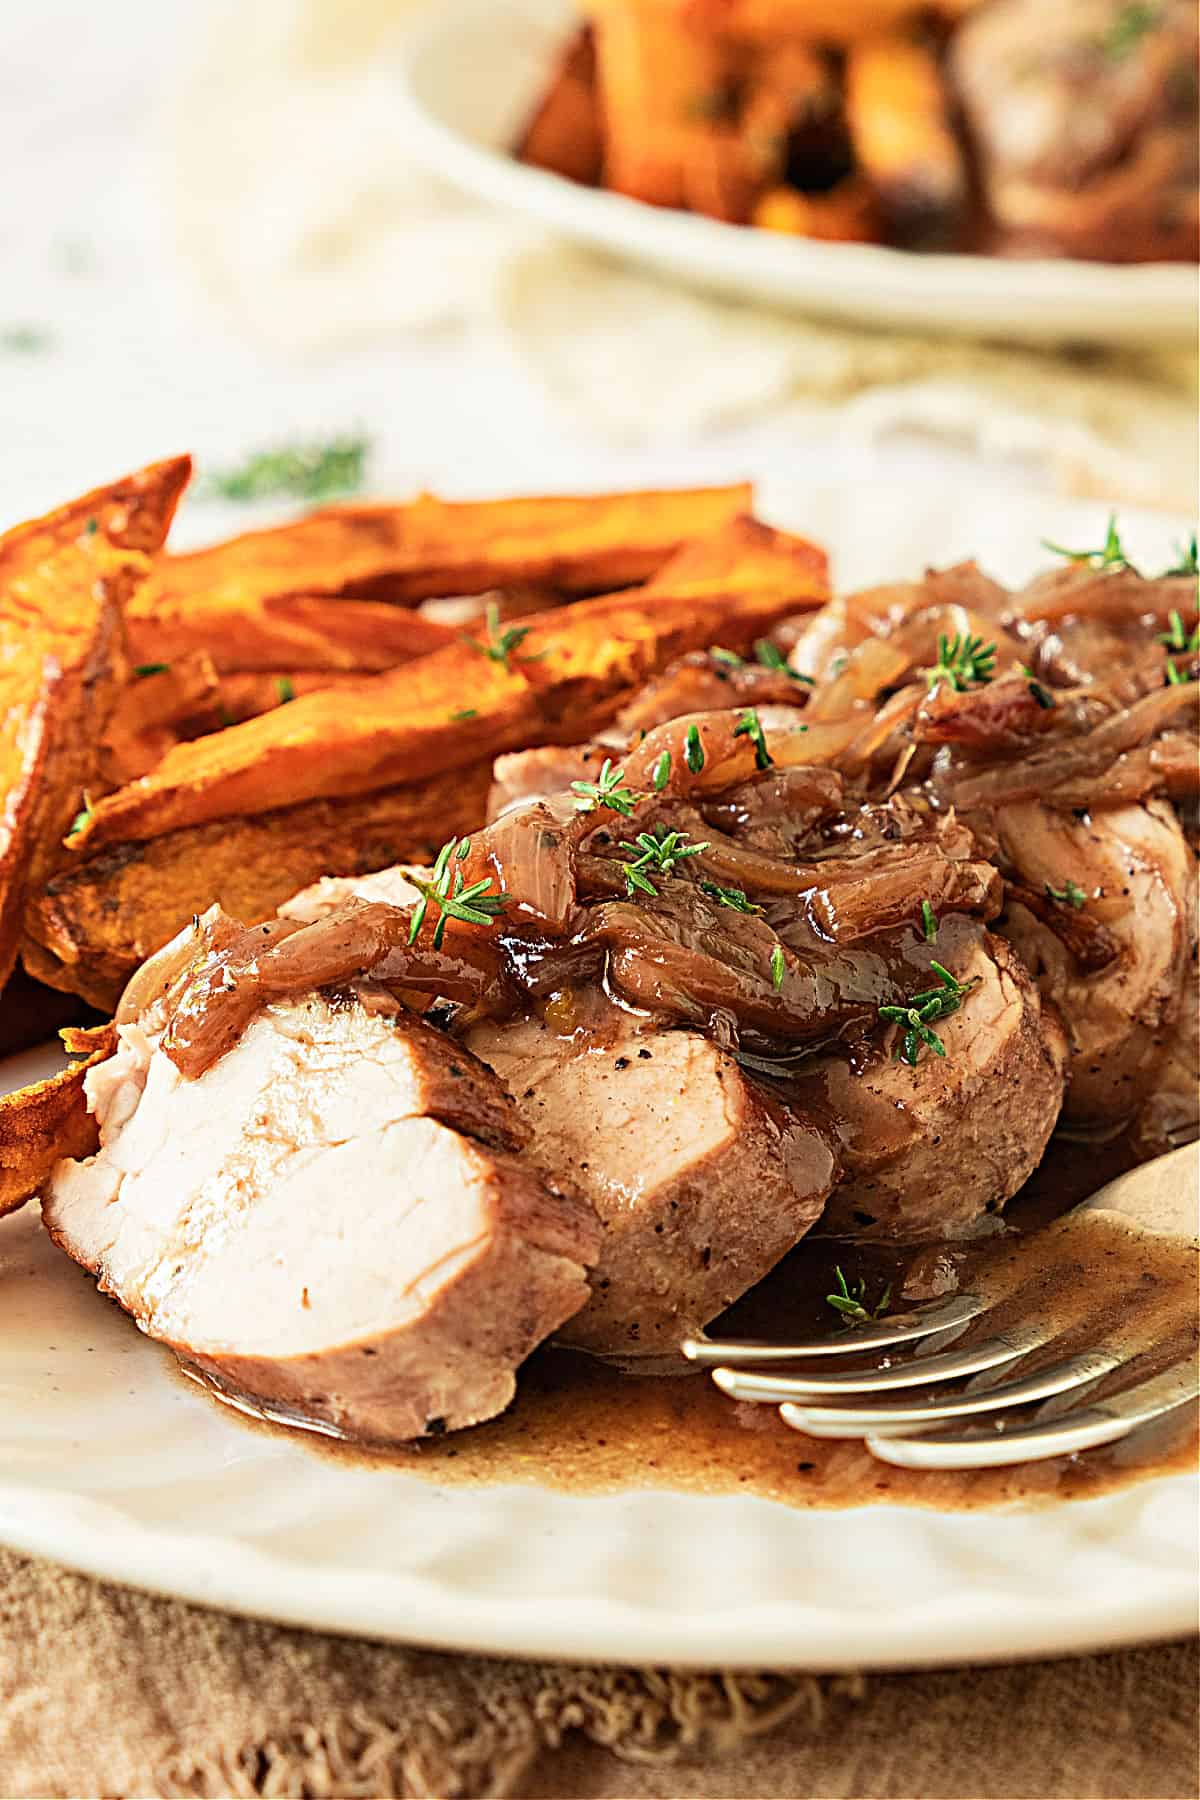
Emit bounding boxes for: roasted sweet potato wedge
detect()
[69,558,829,851]
[101,650,222,781]
[515,24,604,185]
[129,591,457,676]
[0,456,191,990]
[24,765,496,1010]
[646,513,830,598]
[142,483,752,614]
[844,33,966,246]
[0,1022,116,1218]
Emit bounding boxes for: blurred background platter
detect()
[395,0,1198,344]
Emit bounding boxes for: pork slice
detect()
[466,1009,837,1357]
[43,996,601,1442]
[796,925,1067,1239]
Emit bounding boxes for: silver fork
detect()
[682,1144,1199,1470]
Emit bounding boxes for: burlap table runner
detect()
[1,1547,1195,1799]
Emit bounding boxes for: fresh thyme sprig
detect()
[197,434,369,503]
[407,836,508,950]
[570,758,643,818]
[924,632,997,693]
[1042,514,1135,572]
[1162,533,1198,579]
[464,599,544,673]
[754,639,813,684]
[826,1266,892,1328]
[1157,609,1200,654]
[699,880,764,915]
[879,961,980,1066]
[1045,879,1087,910]
[618,827,708,898]
[733,706,773,769]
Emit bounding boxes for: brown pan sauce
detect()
[186,1135,1199,1511]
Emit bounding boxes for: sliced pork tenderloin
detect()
[43,995,601,1442]
[466,1003,837,1358]
[794,923,1067,1238]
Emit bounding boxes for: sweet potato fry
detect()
[101,651,222,782]
[646,514,830,599]
[752,179,880,241]
[515,24,604,185]
[592,0,747,213]
[69,560,829,853]
[143,483,753,614]
[129,591,456,675]
[201,669,384,726]
[844,33,966,246]
[0,456,191,991]
[664,1,939,47]
[0,1022,116,1218]
[24,767,497,1011]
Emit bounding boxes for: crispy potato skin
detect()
[0,1022,116,1218]
[70,554,829,853]
[23,764,496,1011]
[0,457,191,991]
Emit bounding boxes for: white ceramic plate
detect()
[1,488,1196,1667]
[393,0,1199,346]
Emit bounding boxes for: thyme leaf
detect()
[770,943,786,991]
[879,961,980,1066]
[406,836,508,951]
[733,706,773,770]
[1045,879,1087,910]
[652,749,672,792]
[1042,514,1135,572]
[684,724,705,774]
[463,599,545,673]
[826,1266,892,1328]
[924,632,996,693]
[699,880,763,915]
[133,662,169,678]
[754,639,813,684]
[921,900,938,942]
[1157,608,1200,654]
[275,676,295,704]
[570,758,643,818]
[198,434,369,503]
[1161,532,1198,579]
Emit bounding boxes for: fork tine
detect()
[863,1358,1199,1469]
[710,1322,1045,1402]
[778,1348,1122,1437]
[681,1292,988,1367]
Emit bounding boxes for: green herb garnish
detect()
[275,676,295,704]
[652,749,671,792]
[770,943,786,991]
[0,324,54,354]
[754,639,813,684]
[1022,665,1056,709]
[570,758,643,818]
[1099,3,1160,61]
[198,434,369,504]
[733,707,772,770]
[464,599,543,673]
[450,707,478,721]
[879,961,980,1066]
[709,646,743,667]
[924,632,996,694]
[826,1266,892,1328]
[1042,514,1135,572]
[1045,880,1087,910]
[66,793,94,839]
[618,827,708,898]
[1161,533,1198,579]
[921,900,938,943]
[699,880,764,915]
[1157,609,1200,654]
[133,662,169,678]
[684,724,705,774]
[407,836,508,951]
